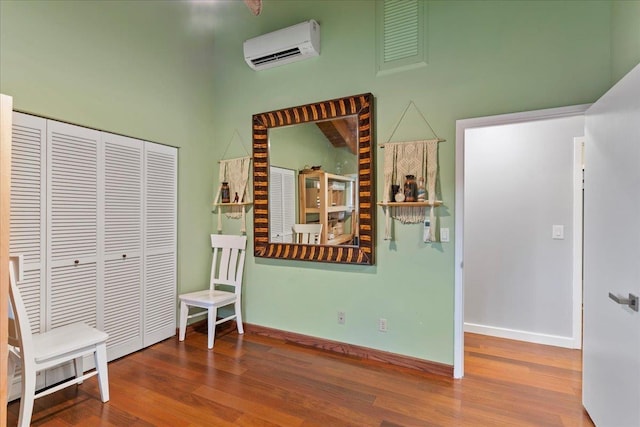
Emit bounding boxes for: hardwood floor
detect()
[7,330,594,426]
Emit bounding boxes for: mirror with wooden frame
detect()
[252,93,374,264]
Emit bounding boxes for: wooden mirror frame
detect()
[252,93,375,265]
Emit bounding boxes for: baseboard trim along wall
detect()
[244,323,453,377]
[464,322,577,349]
[179,320,453,376]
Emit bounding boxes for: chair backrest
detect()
[8,254,33,360]
[292,223,323,244]
[210,234,247,294]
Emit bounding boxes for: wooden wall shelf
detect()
[213,202,253,207]
[377,201,442,207]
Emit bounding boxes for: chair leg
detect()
[207,306,216,349]
[18,368,36,427]
[74,356,84,384]
[235,299,244,334]
[179,300,189,342]
[7,352,18,403]
[94,343,110,402]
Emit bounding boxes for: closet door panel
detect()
[10,113,46,333]
[47,121,100,330]
[48,122,99,262]
[102,133,144,359]
[143,142,177,346]
[144,252,176,345]
[104,256,142,358]
[49,263,97,328]
[104,135,143,257]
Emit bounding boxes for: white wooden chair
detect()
[7,255,110,427]
[178,234,248,349]
[292,223,323,244]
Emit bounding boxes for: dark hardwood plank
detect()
[7,332,594,426]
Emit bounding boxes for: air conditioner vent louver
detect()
[251,47,302,67]
[243,20,320,71]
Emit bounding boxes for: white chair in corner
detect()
[7,255,110,427]
[292,223,323,244]
[178,234,248,349]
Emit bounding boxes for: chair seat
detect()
[32,322,108,364]
[179,289,236,308]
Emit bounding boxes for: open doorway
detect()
[454,104,589,378]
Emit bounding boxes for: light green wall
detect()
[211,0,614,364]
[2,0,637,366]
[612,0,640,83]
[270,123,335,172]
[0,0,217,302]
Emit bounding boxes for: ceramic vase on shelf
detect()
[404,174,417,202]
[221,181,230,203]
[417,177,426,202]
[394,189,405,202]
[390,184,400,201]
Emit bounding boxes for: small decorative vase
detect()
[390,184,400,201]
[221,182,230,203]
[394,190,405,202]
[404,174,417,202]
[417,177,426,202]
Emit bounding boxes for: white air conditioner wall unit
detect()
[243,20,320,71]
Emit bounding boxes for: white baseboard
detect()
[464,322,579,349]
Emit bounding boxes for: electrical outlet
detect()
[379,318,388,332]
[338,311,346,324]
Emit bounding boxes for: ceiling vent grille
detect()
[383,0,419,63]
[376,0,426,74]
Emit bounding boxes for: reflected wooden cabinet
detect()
[298,171,356,245]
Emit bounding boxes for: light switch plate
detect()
[552,225,564,240]
[441,228,450,242]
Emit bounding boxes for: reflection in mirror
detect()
[253,93,374,264]
[269,116,358,246]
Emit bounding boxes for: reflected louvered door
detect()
[143,142,177,346]
[269,168,284,242]
[9,112,47,399]
[282,171,295,243]
[269,166,295,243]
[47,121,100,331]
[102,133,144,360]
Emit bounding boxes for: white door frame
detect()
[453,104,591,378]
[572,136,584,349]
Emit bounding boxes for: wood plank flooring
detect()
[7,330,594,426]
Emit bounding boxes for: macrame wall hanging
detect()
[379,101,444,241]
[213,130,253,234]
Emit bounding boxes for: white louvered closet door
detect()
[9,113,47,398]
[10,113,46,333]
[46,121,101,330]
[143,142,177,346]
[101,133,144,360]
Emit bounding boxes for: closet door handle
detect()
[122,254,127,259]
[74,259,80,265]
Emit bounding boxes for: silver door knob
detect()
[608,292,639,312]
